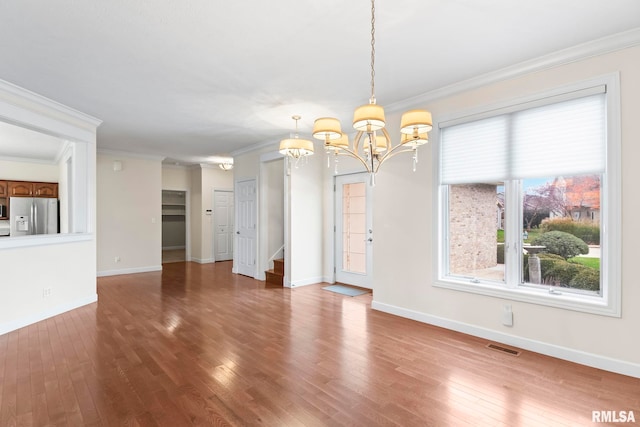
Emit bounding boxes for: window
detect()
[435,76,620,316]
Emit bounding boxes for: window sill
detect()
[434,277,619,317]
[0,233,93,250]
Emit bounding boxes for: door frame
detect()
[334,172,373,289]
[212,188,234,262]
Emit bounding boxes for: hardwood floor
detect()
[1,261,638,426]
[162,248,186,263]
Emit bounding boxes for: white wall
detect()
[0,159,59,181]
[371,45,640,377]
[289,151,324,286]
[0,79,100,335]
[96,152,162,275]
[162,164,191,190]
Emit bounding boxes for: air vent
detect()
[486,343,521,356]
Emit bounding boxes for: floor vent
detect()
[486,343,521,356]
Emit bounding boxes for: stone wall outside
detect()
[449,184,497,274]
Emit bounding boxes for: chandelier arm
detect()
[353,130,365,153]
[327,146,374,174]
[373,144,419,174]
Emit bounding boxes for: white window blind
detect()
[441,91,606,184]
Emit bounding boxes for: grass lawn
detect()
[569,256,600,270]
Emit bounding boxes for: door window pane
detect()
[342,182,366,274]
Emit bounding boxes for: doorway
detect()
[213,189,234,261]
[162,190,187,263]
[335,173,373,288]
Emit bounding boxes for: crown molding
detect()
[0,79,102,127]
[97,148,165,161]
[161,163,190,170]
[0,155,57,165]
[230,137,278,157]
[388,27,640,113]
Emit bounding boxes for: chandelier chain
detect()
[370,0,376,104]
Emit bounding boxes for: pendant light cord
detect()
[370,0,376,104]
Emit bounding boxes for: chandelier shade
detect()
[401,132,429,148]
[353,104,386,132]
[364,134,388,153]
[313,117,342,140]
[400,110,433,134]
[325,133,349,151]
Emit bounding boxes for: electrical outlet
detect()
[43,288,52,298]
[502,304,513,326]
[115,256,121,263]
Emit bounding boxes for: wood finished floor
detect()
[1,261,638,426]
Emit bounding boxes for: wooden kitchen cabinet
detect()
[34,182,58,198]
[7,181,58,198]
[8,181,33,196]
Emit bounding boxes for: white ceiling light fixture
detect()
[279,115,314,173]
[312,0,432,185]
[218,162,233,171]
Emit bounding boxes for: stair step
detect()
[273,258,284,276]
[265,269,283,287]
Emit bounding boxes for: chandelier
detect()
[279,115,314,172]
[218,162,234,171]
[312,0,432,184]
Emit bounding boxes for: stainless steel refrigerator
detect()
[9,197,58,236]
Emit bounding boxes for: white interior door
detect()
[335,173,373,288]
[236,179,257,277]
[214,190,234,261]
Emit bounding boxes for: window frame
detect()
[433,73,621,317]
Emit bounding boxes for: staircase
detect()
[265,258,284,287]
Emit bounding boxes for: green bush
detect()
[540,218,600,245]
[531,253,600,291]
[569,269,600,291]
[531,231,589,260]
[546,262,582,285]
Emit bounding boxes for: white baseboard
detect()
[0,294,98,336]
[97,265,162,277]
[191,257,214,264]
[290,276,325,288]
[371,300,640,379]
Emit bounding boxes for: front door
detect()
[214,190,234,261]
[335,173,373,288]
[235,179,257,277]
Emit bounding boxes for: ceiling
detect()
[0,0,639,166]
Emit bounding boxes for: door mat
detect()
[322,284,370,297]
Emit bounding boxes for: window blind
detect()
[441,92,606,184]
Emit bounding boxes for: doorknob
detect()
[367,238,373,242]
[236,231,240,234]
